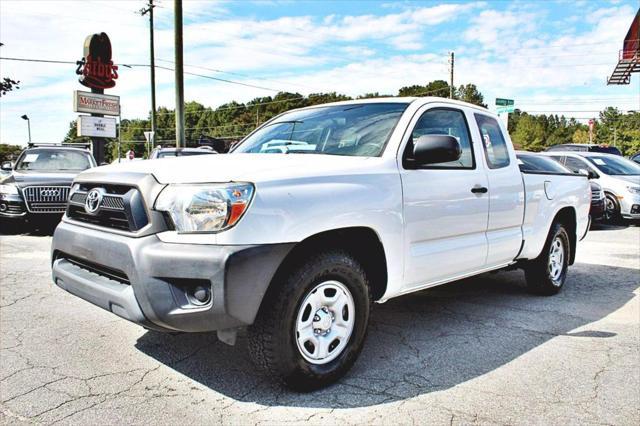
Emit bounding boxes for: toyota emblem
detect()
[84,188,104,215]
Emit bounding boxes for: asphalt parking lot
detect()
[1,222,638,425]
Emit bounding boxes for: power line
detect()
[0,57,286,92]
[156,58,323,92]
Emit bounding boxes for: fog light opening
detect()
[0,203,7,212]
[191,286,211,305]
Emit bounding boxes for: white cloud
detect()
[1,1,637,145]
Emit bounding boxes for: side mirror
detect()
[413,135,461,165]
[1,161,13,171]
[578,168,598,179]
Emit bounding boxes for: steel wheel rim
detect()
[295,280,355,365]
[548,236,565,284]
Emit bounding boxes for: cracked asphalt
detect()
[1,223,638,425]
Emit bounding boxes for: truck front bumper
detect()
[51,221,293,333]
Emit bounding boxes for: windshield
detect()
[157,150,214,158]
[16,149,93,171]
[517,154,571,174]
[585,155,640,175]
[233,103,408,157]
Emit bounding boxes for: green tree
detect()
[572,128,589,144]
[512,114,546,151]
[457,84,486,107]
[0,43,20,97]
[398,80,451,98]
[0,144,23,162]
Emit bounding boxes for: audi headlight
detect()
[627,186,640,195]
[0,184,18,195]
[155,183,254,233]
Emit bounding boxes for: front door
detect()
[400,105,489,290]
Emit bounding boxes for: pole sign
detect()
[74,90,120,116]
[75,32,118,90]
[495,98,514,106]
[77,116,117,138]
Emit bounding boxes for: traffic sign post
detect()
[143,131,155,158]
[495,98,515,129]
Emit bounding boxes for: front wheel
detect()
[248,250,371,391]
[604,193,621,224]
[524,222,570,295]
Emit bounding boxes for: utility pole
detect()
[140,0,157,142]
[174,0,185,148]
[448,51,454,99]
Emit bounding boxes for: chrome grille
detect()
[69,191,124,210]
[591,188,604,201]
[22,186,70,213]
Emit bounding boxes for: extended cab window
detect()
[404,108,474,169]
[475,114,510,169]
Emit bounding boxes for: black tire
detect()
[247,250,371,391]
[603,193,621,224]
[524,222,570,295]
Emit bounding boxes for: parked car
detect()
[51,98,590,390]
[545,144,622,156]
[516,151,605,223]
[0,143,96,226]
[543,151,640,222]
[148,146,217,159]
[630,152,640,164]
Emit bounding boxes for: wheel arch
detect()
[266,227,388,302]
[553,206,577,265]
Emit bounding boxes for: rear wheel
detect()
[525,222,570,295]
[248,250,371,391]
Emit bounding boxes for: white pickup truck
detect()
[51,98,590,390]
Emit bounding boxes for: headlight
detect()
[0,184,18,195]
[627,186,640,195]
[155,183,254,233]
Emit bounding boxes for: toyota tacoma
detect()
[51,98,590,390]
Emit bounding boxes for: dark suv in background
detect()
[0,143,96,230]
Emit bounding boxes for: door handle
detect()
[471,186,488,194]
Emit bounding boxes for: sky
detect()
[0,0,638,146]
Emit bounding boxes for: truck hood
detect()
[82,154,385,184]
[3,171,79,187]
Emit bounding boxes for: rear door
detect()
[472,113,525,267]
[399,104,489,289]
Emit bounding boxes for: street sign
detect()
[143,131,155,143]
[77,116,117,138]
[495,98,514,106]
[74,90,120,116]
[497,105,515,114]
